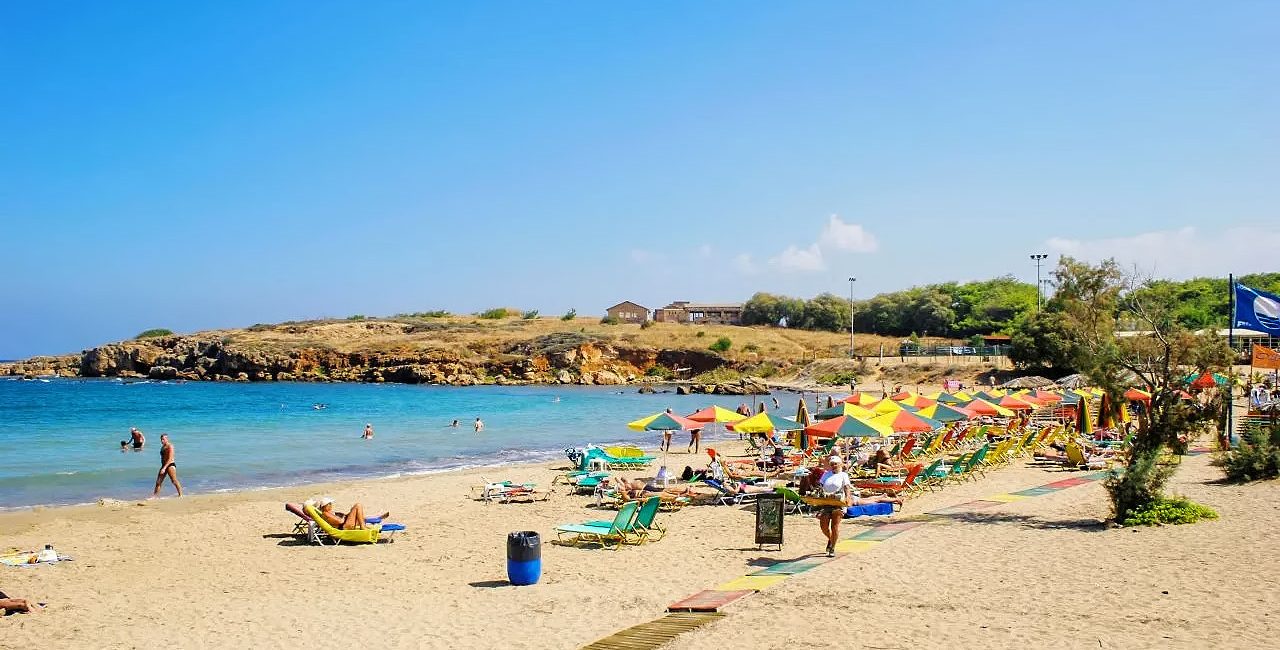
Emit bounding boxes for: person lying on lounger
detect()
[0,590,37,614]
[316,497,389,530]
[719,479,776,496]
[612,477,700,500]
[1036,440,1117,461]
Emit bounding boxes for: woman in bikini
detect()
[316,497,389,531]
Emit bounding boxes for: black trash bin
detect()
[506,531,541,586]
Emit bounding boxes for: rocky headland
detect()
[1,319,780,393]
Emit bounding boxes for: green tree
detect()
[1009,311,1074,368]
[741,292,804,326]
[796,293,850,332]
[1049,256,1233,520]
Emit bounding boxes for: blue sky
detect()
[3,2,1277,358]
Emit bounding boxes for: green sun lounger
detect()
[555,500,644,549]
[775,486,811,515]
[585,496,664,542]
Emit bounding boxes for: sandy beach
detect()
[1,439,1274,649]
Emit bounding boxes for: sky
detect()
[2,2,1277,358]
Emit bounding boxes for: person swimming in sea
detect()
[450,419,460,428]
[119,427,145,451]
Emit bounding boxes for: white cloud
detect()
[770,244,825,272]
[733,253,758,275]
[767,214,878,273]
[1045,225,1280,279]
[820,214,879,253]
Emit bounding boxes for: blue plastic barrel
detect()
[506,531,541,586]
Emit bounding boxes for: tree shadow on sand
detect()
[743,553,828,568]
[929,511,1110,532]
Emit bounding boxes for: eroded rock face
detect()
[5,329,735,387]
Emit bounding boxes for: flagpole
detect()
[1228,274,1235,446]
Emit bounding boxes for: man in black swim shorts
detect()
[152,433,183,497]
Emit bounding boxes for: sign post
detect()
[754,492,784,550]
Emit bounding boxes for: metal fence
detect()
[893,345,1011,358]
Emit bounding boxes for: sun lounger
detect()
[585,496,665,542]
[555,500,643,549]
[854,463,924,494]
[701,478,766,506]
[471,480,552,503]
[1064,442,1110,470]
[302,504,385,545]
[775,486,811,515]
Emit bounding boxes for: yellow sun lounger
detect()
[304,504,382,545]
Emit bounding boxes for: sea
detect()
[0,377,814,509]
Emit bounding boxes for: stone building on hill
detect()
[604,301,650,324]
[654,301,744,325]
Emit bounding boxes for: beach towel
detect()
[0,551,67,567]
[843,502,894,518]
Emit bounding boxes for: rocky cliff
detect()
[1,327,747,388]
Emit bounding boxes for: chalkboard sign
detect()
[754,492,784,549]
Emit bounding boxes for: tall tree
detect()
[1050,257,1234,518]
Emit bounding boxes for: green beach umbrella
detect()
[804,415,894,438]
[627,412,701,431]
[915,403,975,423]
[814,402,878,421]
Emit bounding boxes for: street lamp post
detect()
[848,277,857,358]
[1030,254,1048,311]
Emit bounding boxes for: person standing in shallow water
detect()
[362,423,374,440]
[152,434,183,498]
[474,417,484,432]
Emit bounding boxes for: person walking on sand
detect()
[362,423,374,440]
[474,417,485,432]
[152,434,183,498]
[815,455,852,557]
[688,427,702,454]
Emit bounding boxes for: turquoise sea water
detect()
[0,378,808,508]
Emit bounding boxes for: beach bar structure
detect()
[654,301,744,325]
[605,301,651,324]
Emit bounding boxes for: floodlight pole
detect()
[848,277,857,358]
[1030,254,1048,312]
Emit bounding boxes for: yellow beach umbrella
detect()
[841,392,880,406]
[870,399,919,414]
[962,398,1016,417]
[731,412,804,434]
[894,394,937,408]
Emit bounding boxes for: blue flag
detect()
[1234,283,1280,335]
